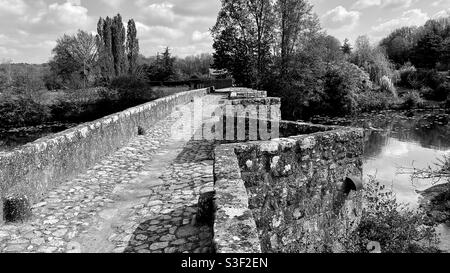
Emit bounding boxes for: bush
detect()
[341,178,440,253]
[402,90,424,109]
[398,64,417,88]
[355,90,397,112]
[380,75,397,97]
[435,82,450,102]
[0,94,50,128]
[322,63,362,116]
[446,94,450,109]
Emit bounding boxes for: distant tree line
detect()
[380,17,450,70]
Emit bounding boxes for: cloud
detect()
[380,0,414,9]
[352,0,414,10]
[0,0,27,15]
[141,2,176,26]
[431,0,446,7]
[136,21,184,40]
[321,6,360,29]
[192,30,211,42]
[100,0,125,8]
[433,8,450,19]
[371,9,429,36]
[352,0,381,10]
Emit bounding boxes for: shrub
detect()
[398,64,417,88]
[110,75,147,90]
[446,94,450,109]
[341,177,440,253]
[322,63,361,116]
[435,82,450,102]
[419,86,434,99]
[0,94,50,128]
[402,90,424,109]
[355,90,397,112]
[380,75,397,97]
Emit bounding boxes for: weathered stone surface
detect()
[213,120,365,253]
[0,88,209,206]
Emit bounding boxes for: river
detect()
[314,109,450,252]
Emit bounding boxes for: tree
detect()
[50,30,98,88]
[275,0,320,78]
[351,35,395,85]
[174,53,213,79]
[0,60,12,88]
[212,26,253,86]
[97,17,115,82]
[96,14,130,82]
[126,19,140,75]
[341,38,352,55]
[211,0,276,87]
[72,31,98,88]
[111,14,128,76]
[247,0,275,87]
[320,35,344,64]
[411,32,444,69]
[146,47,176,81]
[380,26,417,66]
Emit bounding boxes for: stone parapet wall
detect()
[213,121,364,253]
[213,144,262,253]
[0,88,209,208]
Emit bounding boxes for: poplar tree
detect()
[96,17,115,82]
[126,19,140,75]
[111,14,127,76]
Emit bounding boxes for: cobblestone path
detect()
[0,95,223,253]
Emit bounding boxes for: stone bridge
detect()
[0,87,364,253]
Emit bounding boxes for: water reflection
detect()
[361,110,450,252]
[364,136,448,206]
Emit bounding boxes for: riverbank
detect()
[419,183,450,224]
[0,86,190,151]
[309,108,450,252]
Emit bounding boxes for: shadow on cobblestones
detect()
[123,136,217,253]
[124,205,214,253]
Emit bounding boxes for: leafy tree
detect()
[275,0,320,78]
[211,0,275,87]
[319,35,344,64]
[97,14,130,82]
[351,35,395,86]
[341,38,352,55]
[97,17,115,83]
[50,30,98,88]
[126,19,140,75]
[380,26,417,66]
[411,32,444,69]
[111,14,128,76]
[212,26,254,86]
[146,47,176,81]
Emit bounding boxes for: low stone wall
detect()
[213,122,364,253]
[0,88,210,215]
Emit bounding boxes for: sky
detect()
[0,0,449,64]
